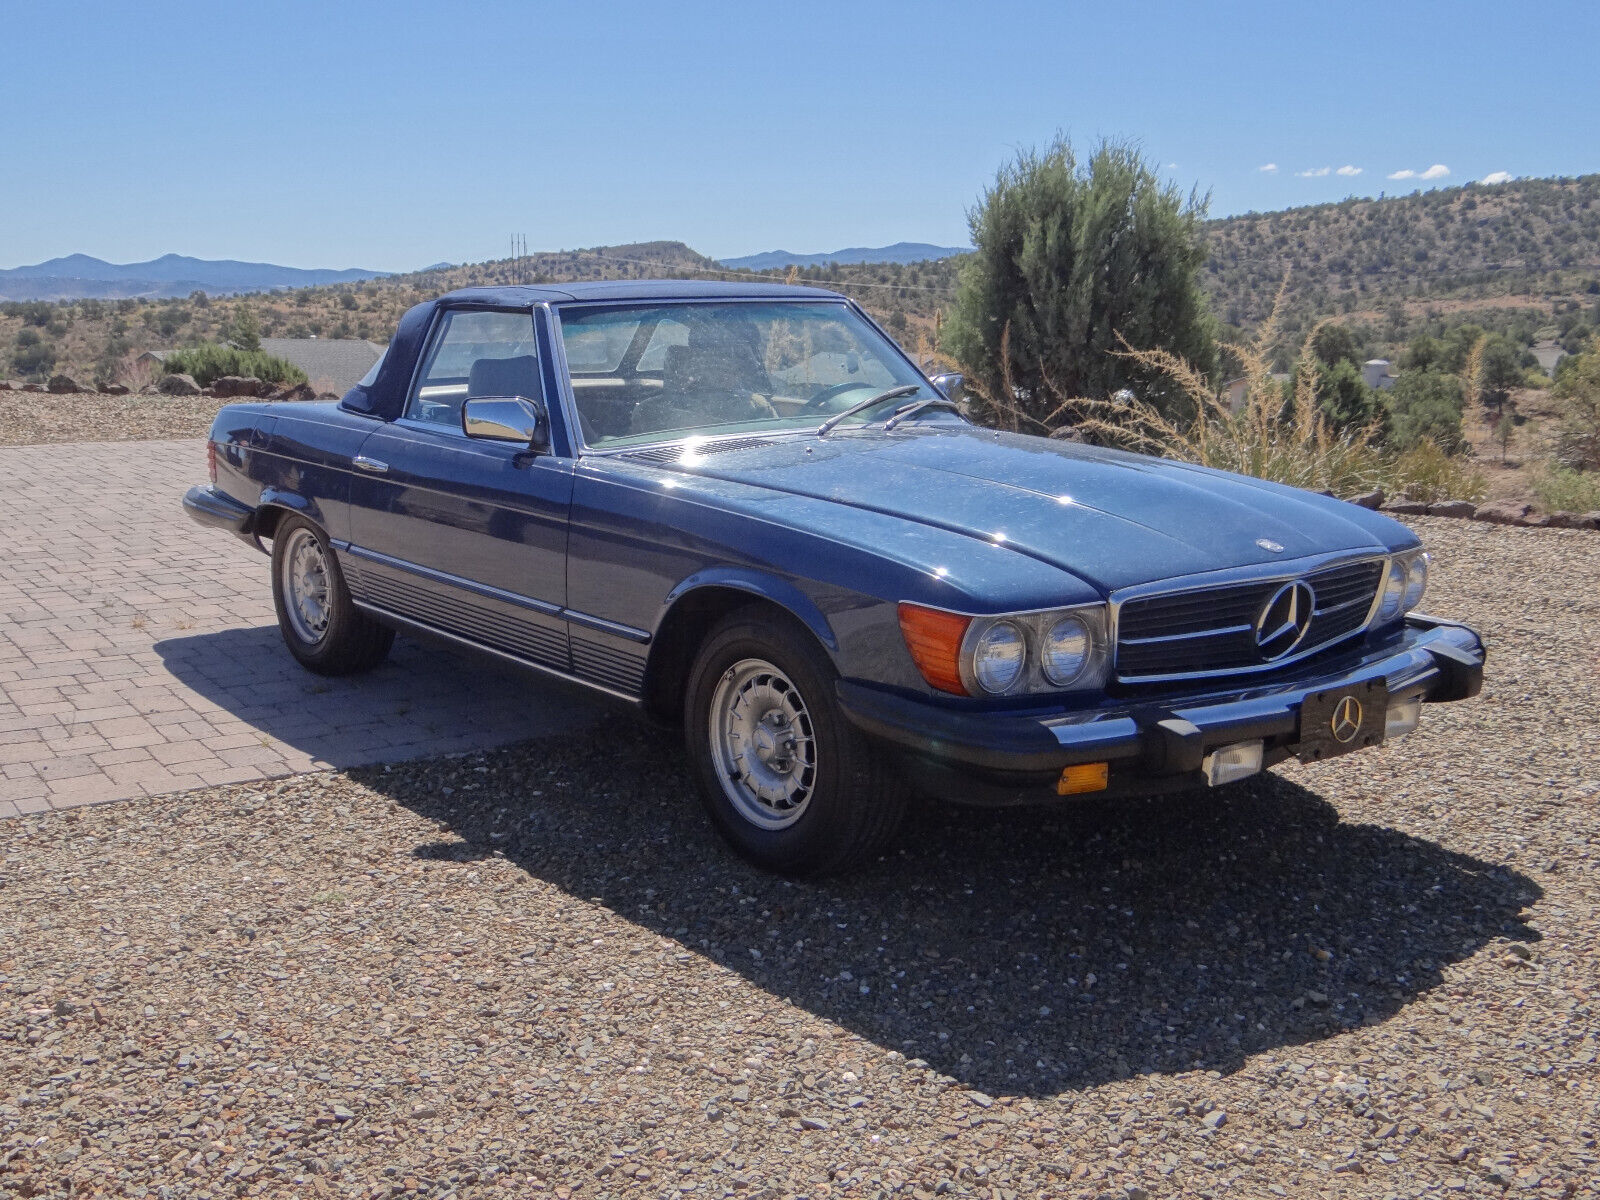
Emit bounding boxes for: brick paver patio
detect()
[0,438,601,818]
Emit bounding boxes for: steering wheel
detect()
[800,382,876,413]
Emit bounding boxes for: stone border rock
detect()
[1384,497,1599,529]
[1345,486,1599,530]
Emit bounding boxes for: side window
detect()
[405,309,540,427]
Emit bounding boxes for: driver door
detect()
[344,306,574,672]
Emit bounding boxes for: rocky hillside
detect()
[8,176,1600,387]
[1204,174,1600,344]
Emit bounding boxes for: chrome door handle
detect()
[353,455,389,474]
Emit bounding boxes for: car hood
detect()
[652,427,1411,593]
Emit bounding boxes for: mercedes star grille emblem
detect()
[1254,580,1316,660]
[1330,695,1364,743]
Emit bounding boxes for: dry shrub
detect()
[1528,463,1600,513]
[1387,439,1487,503]
[965,277,1479,501]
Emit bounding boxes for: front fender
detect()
[660,567,839,652]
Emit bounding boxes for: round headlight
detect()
[1041,615,1092,686]
[972,621,1026,693]
[1376,558,1406,623]
[1403,554,1428,611]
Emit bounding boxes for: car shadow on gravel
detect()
[358,725,1541,1098]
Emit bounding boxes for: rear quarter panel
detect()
[211,402,379,542]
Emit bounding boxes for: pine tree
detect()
[229,304,261,353]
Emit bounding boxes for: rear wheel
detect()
[684,609,908,876]
[270,515,394,675]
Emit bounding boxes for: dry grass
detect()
[966,278,1485,501]
[1529,463,1600,513]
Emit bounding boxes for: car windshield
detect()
[555,300,944,448]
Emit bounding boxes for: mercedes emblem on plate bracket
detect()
[1298,681,1388,762]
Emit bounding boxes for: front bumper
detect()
[183,484,256,536]
[837,615,1484,801]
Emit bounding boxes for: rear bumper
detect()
[182,484,255,535]
[836,615,1484,798]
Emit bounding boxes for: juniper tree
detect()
[946,137,1218,428]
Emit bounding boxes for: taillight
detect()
[206,440,218,484]
[897,603,971,695]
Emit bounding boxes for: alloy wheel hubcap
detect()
[708,658,817,830]
[282,529,332,644]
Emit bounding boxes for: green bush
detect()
[161,343,307,387]
[11,340,57,378]
[1552,350,1600,469]
[1316,358,1388,435]
[1386,368,1465,453]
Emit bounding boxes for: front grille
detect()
[1115,558,1384,681]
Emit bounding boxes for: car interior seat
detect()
[631,332,776,436]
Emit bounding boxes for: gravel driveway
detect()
[0,392,227,446]
[2,516,1597,1199]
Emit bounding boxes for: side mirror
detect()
[929,371,965,404]
[462,395,549,452]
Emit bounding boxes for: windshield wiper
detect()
[815,384,922,437]
[882,395,963,431]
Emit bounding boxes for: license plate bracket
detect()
[1297,679,1388,762]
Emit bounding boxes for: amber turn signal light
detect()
[1056,762,1109,796]
[897,603,971,695]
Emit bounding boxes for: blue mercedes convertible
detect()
[183,281,1484,875]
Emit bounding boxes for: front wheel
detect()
[684,609,908,876]
[270,515,394,675]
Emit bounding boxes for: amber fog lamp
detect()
[1056,762,1109,795]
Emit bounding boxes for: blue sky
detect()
[3,0,1597,272]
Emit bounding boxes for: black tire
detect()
[270,515,394,676]
[684,607,909,876]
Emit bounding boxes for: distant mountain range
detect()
[717,242,972,271]
[0,254,387,301]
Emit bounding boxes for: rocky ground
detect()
[1,516,1597,1200]
[0,392,226,446]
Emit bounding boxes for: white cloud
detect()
[1387,164,1449,182]
[1258,163,1279,174]
[1336,165,1363,177]
[1297,166,1331,177]
[1482,170,1512,185]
